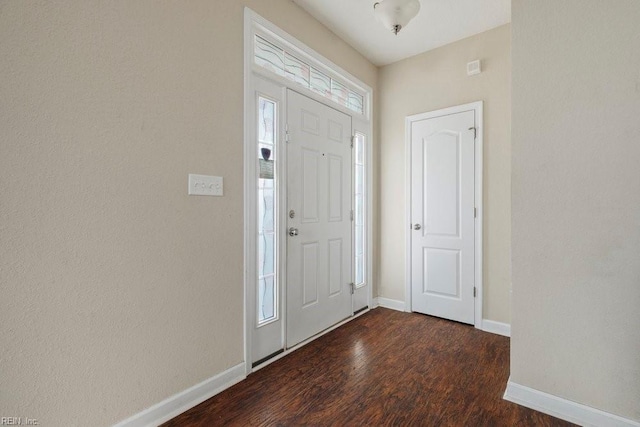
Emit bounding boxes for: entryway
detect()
[244,9,373,371]
[406,102,483,326]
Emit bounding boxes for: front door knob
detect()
[289,227,299,237]
[413,224,422,230]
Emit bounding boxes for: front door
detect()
[286,90,353,347]
[410,109,476,324]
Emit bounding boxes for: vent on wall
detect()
[467,60,482,76]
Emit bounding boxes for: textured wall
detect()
[511,0,640,421]
[378,24,512,323]
[0,1,376,425]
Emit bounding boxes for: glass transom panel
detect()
[254,35,365,115]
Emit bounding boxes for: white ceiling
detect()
[292,0,511,66]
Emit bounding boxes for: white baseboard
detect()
[504,379,640,427]
[481,319,511,337]
[373,297,406,312]
[114,362,246,427]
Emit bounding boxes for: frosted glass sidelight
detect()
[355,195,363,227]
[355,225,364,256]
[354,132,366,287]
[259,99,275,143]
[259,189,274,232]
[355,255,364,285]
[355,134,364,164]
[356,164,364,195]
[258,96,278,324]
[260,176,273,189]
[262,233,275,276]
[258,234,265,276]
[260,276,275,321]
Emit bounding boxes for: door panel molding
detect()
[286,89,353,348]
[405,102,483,328]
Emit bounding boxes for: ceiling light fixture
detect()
[373,0,421,35]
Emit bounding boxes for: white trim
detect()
[504,380,640,427]
[352,123,373,311]
[113,363,245,427]
[243,6,254,377]
[481,319,511,337]
[373,297,406,312]
[404,102,484,328]
[404,112,412,314]
[473,102,484,329]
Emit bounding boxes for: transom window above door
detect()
[253,35,365,116]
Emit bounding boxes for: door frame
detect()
[404,102,483,328]
[243,9,374,375]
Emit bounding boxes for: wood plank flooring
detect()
[163,308,573,426]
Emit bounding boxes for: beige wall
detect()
[0,1,376,425]
[378,24,512,323]
[511,0,640,421]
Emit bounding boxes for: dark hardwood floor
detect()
[163,308,573,426]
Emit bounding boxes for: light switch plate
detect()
[188,174,223,196]
[467,59,481,76]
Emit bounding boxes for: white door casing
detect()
[286,89,353,347]
[408,105,480,325]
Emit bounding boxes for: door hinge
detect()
[469,127,477,139]
[350,135,354,148]
[351,210,354,221]
[474,207,477,218]
[350,282,355,294]
[473,287,477,298]
[285,123,290,143]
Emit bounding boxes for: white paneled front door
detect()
[286,90,353,347]
[410,109,476,325]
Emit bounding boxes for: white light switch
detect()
[467,59,481,76]
[188,174,223,196]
